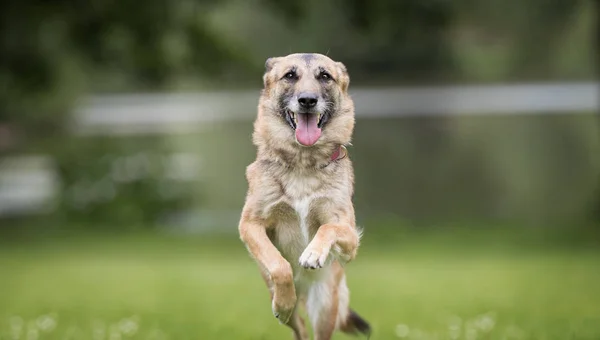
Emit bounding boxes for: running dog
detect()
[238,53,370,340]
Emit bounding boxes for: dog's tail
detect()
[340,308,371,338]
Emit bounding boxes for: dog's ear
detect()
[265,57,281,72]
[336,61,350,92]
[263,57,281,88]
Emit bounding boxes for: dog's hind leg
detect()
[306,263,345,340]
[337,273,371,338]
[287,307,309,340]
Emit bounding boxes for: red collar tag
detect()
[330,145,347,162]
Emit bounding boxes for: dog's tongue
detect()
[295,113,322,146]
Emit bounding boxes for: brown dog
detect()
[238,53,370,340]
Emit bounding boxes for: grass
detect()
[1,227,600,340]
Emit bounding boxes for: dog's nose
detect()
[298,93,318,109]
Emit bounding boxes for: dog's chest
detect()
[290,195,316,244]
[268,173,326,263]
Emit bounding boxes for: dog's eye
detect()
[318,72,332,81]
[283,71,296,80]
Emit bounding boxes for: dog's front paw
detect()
[331,244,354,264]
[299,245,331,269]
[272,294,296,324]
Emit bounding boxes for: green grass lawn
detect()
[1,228,599,340]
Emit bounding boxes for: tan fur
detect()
[239,53,367,340]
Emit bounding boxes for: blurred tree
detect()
[51,136,198,228]
[1,0,596,227]
[342,0,454,81]
[594,0,600,224]
[0,0,241,226]
[259,0,454,83]
[0,0,254,152]
[0,1,84,147]
[456,0,585,80]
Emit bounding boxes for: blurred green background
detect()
[1,0,599,339]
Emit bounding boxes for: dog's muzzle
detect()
[284,109,330,130]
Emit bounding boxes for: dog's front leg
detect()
[299,222,360,269]
[239,218,297,324]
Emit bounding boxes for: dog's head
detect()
[257,53,354,148]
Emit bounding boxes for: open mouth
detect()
[285,109,327,146]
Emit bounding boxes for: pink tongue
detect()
[295,113,322,146]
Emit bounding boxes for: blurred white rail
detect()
[0,156,58,216]
[2,82,598,216]
[75,82,599,135]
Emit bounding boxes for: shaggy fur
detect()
[239,53,370,340]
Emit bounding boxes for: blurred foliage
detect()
[0,0,254,145]
[48,136,200,228]
[259,0,455,82]
[454,0,594,80]
[0,0,596,226]
[1,0,592,136]
[351,115,600,225]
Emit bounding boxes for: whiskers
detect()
[322,100,336,115]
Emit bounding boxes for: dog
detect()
[238,53,370,340]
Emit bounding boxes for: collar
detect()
[330,144,348,162]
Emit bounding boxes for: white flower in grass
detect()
[464,321,477,340]
[26,329,38,340]
[118,317,139,337]
[109,324,122,340]
[473,312,496,333]
[9,316,24,339]
[465,327,477,340]
[25,322,38,340]
[395,324,410,338]
[92,319,106,340]
[36,314,57,333]
[446,314,462,340]
[448,324,461,340]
